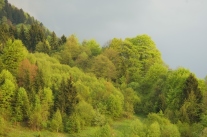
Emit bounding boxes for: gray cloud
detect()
[8,0,207,78]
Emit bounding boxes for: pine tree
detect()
[57,77,79,116]
[59,35,67,45]
[50,31,58,50]
[28,23,44,52]
[19,25,29,48]
[180,73,203,123]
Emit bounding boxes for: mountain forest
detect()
[0,0,207,137]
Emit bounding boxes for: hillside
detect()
[0,0,207,137]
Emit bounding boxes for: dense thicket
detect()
[0,1,207,136]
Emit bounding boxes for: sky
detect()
[8,0,207,78]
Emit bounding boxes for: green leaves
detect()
[0,70,16,117]
[90,54,117,80]
[51,109,63,132]
[1,39,28,75]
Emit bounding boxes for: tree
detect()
[49,31,58,50]
[162,124,180,137]
[59,35,67,45]
[94,124,112,137]
[127,34,163,75]
[39,88,54,128]
[83,39,101,57]
[164,68,190,113]
[90,54,117,81]
[114,40,142,84]
[180,74,203,123]
[1,39,28,75]
[9,25,18,39]
[122,87,140,117]
[130,119,146,137]
[57,77,79,116]
[148,122,161,137]
[35,40,51,54]
[65,35,80,60]
[75,52,89,70]
[28,23,44,52]
[0,23,10,43]
[33,67,45,93]
[106,94,123,118]
[74,101,95,127]
[59,35,80,66]
[19,25,29,48]
[29,95,42,130]
[13,87,30,122]
[51,109,63,132]
[65,114,80,133]
[0,69,16,118]
[17,59,38,92]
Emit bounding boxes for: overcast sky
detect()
[8,0,207,78]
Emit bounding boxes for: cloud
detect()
[8,0,207,78]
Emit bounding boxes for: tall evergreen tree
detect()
[57,77,79,116]
[19,25,29,48]
[180,73,203,123]
[59,34,67,45]
[28,23,44,52]
[50,31,58,50]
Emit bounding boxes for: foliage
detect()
[50,109,63,132]
[0,39,28,75]
[0,1,207,136]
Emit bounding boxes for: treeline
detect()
[0,0,34,24]
[0,0,66,53]
[0,1,207,136]
[0,35,207,136]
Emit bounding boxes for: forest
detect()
[0,0,207,136]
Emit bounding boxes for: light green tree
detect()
[39,87,54,128]
[74,101,95,127]
[29,95,42,130]
[0,70,16,118]
[1,39,28,75]
[121,87,140,117]
[90,54,117,80]
[162,124,180,137]
[65,34,80,60]
[106,94,123,118]
[130,119,146,137]
[83,39,101,57]
[75,52,89,69]
[94,124,112,137]
[35,40,51,54]
[148,122,161,137]
[127,34,163,74]
[51,109,63,132]
[13,87,30,122]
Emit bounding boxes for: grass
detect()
[3,117,140,137]
[4,125,67,137]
